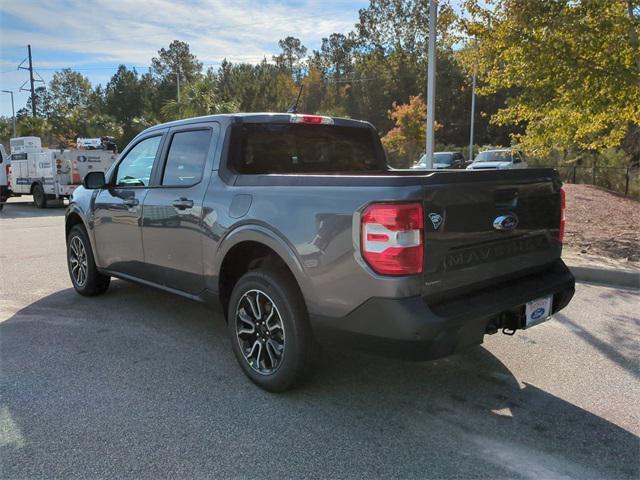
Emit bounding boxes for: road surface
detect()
[1,201,638,479]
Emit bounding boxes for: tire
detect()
[228,268,316,392]
[33,183,47,209]
[66,224,110,296]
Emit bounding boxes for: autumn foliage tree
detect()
[461,0,640,160]
[382,95,441,168]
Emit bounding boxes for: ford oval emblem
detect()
[493,214,518,231]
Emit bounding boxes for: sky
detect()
[0,0,370,117]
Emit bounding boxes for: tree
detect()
[313,33,355,102]
[150,41,203,123]
[216,59,297,112]
[49,69,92,111]
[104,66,150,144]
[273,37,307,81]
[356,0,457,53]
[381,95,441,167]
[0,117,13,146]
[462,0,640,158]
[151,40,203,84]
[17,116,51,140]
[162,74,238,120]
[26,86,54,118]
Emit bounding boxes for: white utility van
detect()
[8,137,118,208]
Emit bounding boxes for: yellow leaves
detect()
[462,0,639,154]
[381,96,442,167]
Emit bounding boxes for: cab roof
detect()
[143,113,375,135]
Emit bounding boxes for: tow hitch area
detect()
[485,310,525,336]
[485,295,555,337]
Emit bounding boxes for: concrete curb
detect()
[569,265,640,290]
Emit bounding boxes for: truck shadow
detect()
[1,281,637,479]
[0,199,66,219]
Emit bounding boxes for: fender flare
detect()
[213,223,312,297]
[65,204,100,266]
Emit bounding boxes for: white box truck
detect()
[8,137,118,208]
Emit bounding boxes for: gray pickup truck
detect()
[65,113,574,391]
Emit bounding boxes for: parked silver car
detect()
[466,149,527,170]
[412,151,466,169]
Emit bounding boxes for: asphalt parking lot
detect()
[1,200,639,479]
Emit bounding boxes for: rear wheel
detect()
[67,225,110,296]
[228,268,316,392]
[33,184,47,209]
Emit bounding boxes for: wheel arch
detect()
[65,210,86,237]
[29,181,41,194]
[215,225,311,321]
[65,206,102,269]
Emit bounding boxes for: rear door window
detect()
[162,130,212,186]
[230,123,385,174]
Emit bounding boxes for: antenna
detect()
[287,84,304,113]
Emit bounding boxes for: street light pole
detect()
[176,70,181,117]
[1,90,17,138]
[468,61,477,162]
[425,0,438,169]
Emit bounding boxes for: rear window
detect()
[229,123,386,174]
[434,153,454,165]
[475,151,513,162]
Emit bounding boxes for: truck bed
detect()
[231,167,558,187]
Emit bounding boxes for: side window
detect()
[513,153,522,164]
[162,130,212,186]
[115,136,161,187]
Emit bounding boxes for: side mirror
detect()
[83,171,106,189]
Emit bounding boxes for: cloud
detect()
[0,0,365,115]
[0,0,362,66]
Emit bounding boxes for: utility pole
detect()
[425,0,438,169]
[27,45,37,117]
[468,60,477,162]
[1,90,16,138]
[18,45,39,117]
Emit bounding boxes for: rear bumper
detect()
[311,259,575,360]
[57,183,78,197]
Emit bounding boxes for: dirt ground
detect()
[563,184,639,268]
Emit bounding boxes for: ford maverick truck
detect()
[65,113,574,391]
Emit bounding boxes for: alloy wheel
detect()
[235,289,286,375]
[69,236,88,287]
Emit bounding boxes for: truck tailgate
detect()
[421,176,563,300]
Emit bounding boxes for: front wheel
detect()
[67,225,110,296]
[228,268,316,392]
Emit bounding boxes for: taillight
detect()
[361,202,424,276]
[558,187,566,243]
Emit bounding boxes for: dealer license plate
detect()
[525,295,553,328]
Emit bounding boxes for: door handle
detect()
[172,197,194,210]
[124,197,139,207]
